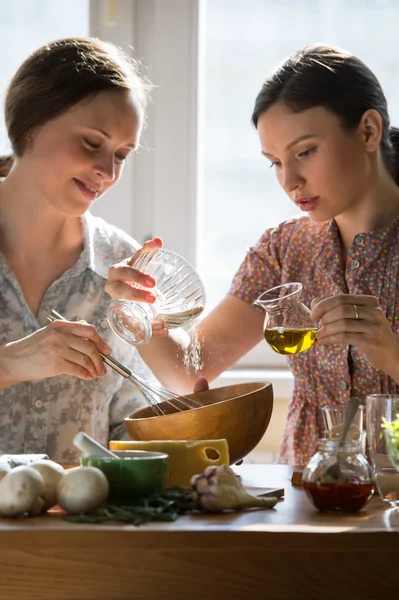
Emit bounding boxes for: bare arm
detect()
[137,295,265,394]
[105,240,267,393]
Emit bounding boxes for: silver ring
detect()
[353,304,359,320]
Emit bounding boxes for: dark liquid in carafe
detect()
[303,481,373,512]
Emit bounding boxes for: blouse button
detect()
[340,381,347,390]
[351,259,361,270]
[355,235,365,246]
[33,430,40,439]
[34,400,43,409]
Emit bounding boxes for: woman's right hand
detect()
[0,320,112,385]
[193,377,209,393]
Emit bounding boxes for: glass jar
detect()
[302,439,374,512]
[321,405,367,454]
[366,394,399,506]
[108,249,206,346]
[254,282,317,355]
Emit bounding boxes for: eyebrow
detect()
[90,127,136,149]
[262,134,317,158]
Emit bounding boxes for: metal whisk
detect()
[47,309,202,416]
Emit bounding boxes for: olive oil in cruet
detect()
[255,283,318,355]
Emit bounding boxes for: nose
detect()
[280,164,304,194]
[94,153,116,183]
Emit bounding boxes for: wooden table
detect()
[0,464,398,600]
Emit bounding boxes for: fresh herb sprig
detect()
[382,415,399,449]
[65,485,199,526]
[382,415,399,470]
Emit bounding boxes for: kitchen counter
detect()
[0,464,398,600]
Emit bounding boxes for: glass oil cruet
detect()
[254,282,318,355]
[107,248,206,346]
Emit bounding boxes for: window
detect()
[196,0,399,368]
[0,0,89,155]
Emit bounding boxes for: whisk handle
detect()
[100,354,131,378]
[47,309,132,379]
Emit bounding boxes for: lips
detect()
[294,196,320,212]
[73,178,100,201]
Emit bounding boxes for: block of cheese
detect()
[109,439,230,486]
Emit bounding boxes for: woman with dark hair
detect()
[0,37,163,461]
[108,44,399,465]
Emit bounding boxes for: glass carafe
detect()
[254,282,317,355]
[302,439,374,512]
[108,249,206,346]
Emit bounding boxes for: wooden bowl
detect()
[124,381,273,464]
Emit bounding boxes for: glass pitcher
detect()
[108,249,206,346]
[254,282,317,355]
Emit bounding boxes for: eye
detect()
[298,147,317,159]
[115,153,128,163]
[83,138,100,150]
[269,160,282,169]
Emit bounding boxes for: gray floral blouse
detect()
[0,212,155,462]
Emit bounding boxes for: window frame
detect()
[90,0,200,262]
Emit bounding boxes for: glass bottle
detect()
[254,282,317,355]
[302,439,374,512]
[108,249,206,346]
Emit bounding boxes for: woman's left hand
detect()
[310,294,399,375]
[105,237,163,304]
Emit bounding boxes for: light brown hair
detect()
[0,37,151,177]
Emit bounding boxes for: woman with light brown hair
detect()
[0,37,158,461]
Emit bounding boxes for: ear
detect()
[358,109,383,152]
[22,127,37,153]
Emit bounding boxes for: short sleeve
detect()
[229,220,296,307]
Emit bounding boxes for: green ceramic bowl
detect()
[80,450,169,505]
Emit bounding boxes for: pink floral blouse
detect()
[229,215,399,466]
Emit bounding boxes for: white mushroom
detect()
[57,467,109,515]
[31,460,65,510]
[0,466,44,517]
[0,466,10,483]
[29,496,46,516]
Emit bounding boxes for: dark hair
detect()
[252,44,399,183]
[0,37,151,177]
